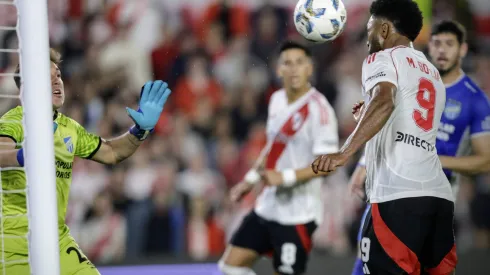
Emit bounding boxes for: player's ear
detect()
[459,42,468,59]
[381,21,390,39]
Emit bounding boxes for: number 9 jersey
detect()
[361,46,453,204]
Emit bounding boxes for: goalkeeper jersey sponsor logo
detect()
[56,160,73,169]
[64,136,73,153]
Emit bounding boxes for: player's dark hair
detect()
[370,0,423,42]
[14,48,62,89]
[278,41,312,57]
[431,20,466,45]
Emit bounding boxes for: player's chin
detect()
[291,81,307,90]
[52,96,64,109]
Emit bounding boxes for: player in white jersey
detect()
[218,41,339,275]
[312,0,457,274]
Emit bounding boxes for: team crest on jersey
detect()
[63,136,73,153]
[444,99,461,120]
[292,112,304,131]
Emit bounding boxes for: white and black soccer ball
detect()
[293,0,347,43]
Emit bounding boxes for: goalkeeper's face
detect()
[50,62,65,110]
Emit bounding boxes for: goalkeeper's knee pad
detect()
[218,260,256,275]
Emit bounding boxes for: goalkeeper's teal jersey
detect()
[0,106,101,254]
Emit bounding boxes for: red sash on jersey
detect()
[265,91,315,169]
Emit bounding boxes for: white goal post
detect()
[17,0,60,274]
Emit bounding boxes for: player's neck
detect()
[441,69,464,86]
[285,84,311,104]
[384,35,411,50]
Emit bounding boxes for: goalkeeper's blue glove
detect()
[126,80,171,141]
[17,122,58,167]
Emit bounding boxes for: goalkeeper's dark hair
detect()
[14,48,62,89]
[370,0,423,42]
[278,41,312,57]
[431,20,466,45]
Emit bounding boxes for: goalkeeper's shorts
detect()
[2,234,100,275]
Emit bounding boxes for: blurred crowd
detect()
[0,0,490,265]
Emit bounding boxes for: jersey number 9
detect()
[413,78,436,131]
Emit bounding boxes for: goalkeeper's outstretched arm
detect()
[90,133,142,165]
[89,80,171,165]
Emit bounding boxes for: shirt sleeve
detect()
[73,120,102,159]
[362,51,398,93]
[470,91,490,137]
[311,97,339,155]
[0,106,24,146]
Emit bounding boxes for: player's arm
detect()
[312,52,397,173]
[229,142,270,202]
[0,137,20,167]
[349,155,367,200]
[252,156,331,188]
[87,81,171,165]
[90,133,142,165]
[439,93,490,175]
[340,82,395,156]
[0,107,25,167]
[439,136,490,175]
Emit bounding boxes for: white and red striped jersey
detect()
[361,46,453,203]
[254,88,339,225]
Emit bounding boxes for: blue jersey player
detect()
[430,21,490,182]
[350,20,490,275]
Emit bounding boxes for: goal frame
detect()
[18,0,60,274]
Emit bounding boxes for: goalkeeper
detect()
[0,49,171,275]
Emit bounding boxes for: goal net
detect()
[0,1,60,274]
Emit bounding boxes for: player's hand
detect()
[349,179,366,201]
[230,181,255,203]
[260,170,283,186]
[311,152,349,174]
[352,100,365,123]
[126,80,171,130]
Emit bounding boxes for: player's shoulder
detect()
[363,46,421,65]
[362,50,392,67]
[270,88,286,101]
[268,88,287,107]
[309,89,333,110]
[1,105,24,119]
[361,48,401,77]
[461,76,487,97]
[309,89,336,124]
[57,112,83,130]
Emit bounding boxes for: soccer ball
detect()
[293,0,347,43]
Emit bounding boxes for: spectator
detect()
[79,190,126,264]
[172,51,223,137]
[187,196,226,260]
[145,159,186,255]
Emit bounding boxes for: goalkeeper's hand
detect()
[126,80,171,131]
[17,121,58,167]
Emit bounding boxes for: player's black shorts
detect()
[230,210,317,275]
[360,197,457,275]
